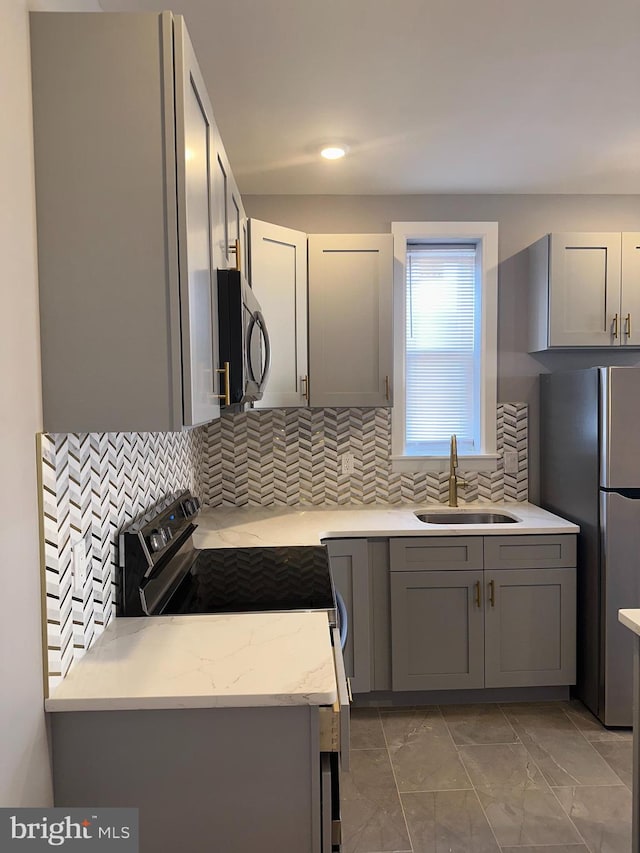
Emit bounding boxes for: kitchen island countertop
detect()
[194,501,579,549]
[45,611,337,712]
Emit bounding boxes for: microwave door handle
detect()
[255,310,271,387]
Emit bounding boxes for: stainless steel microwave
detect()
[217,269,271,409]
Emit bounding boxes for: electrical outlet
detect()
[341,452,355,475]
[503,451,518,474]
[72,536,89,593]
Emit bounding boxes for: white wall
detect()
[0,0,99,808]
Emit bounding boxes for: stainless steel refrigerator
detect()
[541,366,640,727]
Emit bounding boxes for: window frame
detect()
[390,221,499,473]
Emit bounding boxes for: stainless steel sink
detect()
[415,511,518,524]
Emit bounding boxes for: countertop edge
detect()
[619,609,640,636]
[45,687,338,713]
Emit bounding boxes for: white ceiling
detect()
[99,0,640,195]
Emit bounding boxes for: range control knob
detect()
[160,526,173,541]
[149,529,167,552]
[192,497,201,512]
[182,499,196,516]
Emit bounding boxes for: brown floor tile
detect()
[402,789,500,853]
[340,748,411,853]
[554,785,631,853]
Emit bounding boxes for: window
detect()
[391,222,498,472]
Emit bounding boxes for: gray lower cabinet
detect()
[51,705,340,853]
[326,538,393,694]
[484,568,577,687]
[389,535,577,692]
[391,570,485,691]
[326,539,372,693]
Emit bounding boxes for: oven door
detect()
[242,280,271,402]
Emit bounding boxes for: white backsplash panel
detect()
[40,429,206,692]
[201,403,528,506]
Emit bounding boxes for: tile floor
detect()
[341,700,633,853]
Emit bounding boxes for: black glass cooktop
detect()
[163,545,335,615]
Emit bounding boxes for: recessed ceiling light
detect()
[320,145,348,160]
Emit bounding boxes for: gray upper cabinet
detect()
[622,232,640,346]
[308,234,393,407]
[529,232,640,351]
[30,12,232,432]
[249,220,309,408]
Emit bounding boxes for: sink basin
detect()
[415,511,518,525]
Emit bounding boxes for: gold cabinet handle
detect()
[474,580,481,609]
[625,313,632,339]
[347,677,353,704]
[613,313,619,339]
[229,238,241,273]
[215,361,231,406]
[489,579,495,608]
[300,374,310,402]
[385,375,391,401]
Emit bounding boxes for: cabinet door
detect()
[326,539,371,694]
[391,570,484,691]
[621,232,640,347]
[228,178,242,275]
[484,568,576,688]
[308,234,393,407]
[174,19,220,426]
[212,129,230,270]
[548,232,622,347]
[250,220,309,408]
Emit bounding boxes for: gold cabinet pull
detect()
[229,238,241,273]
[385,375,391,401]
[612,313,619,339]
[347,677,353,704]
[489,579,495,608]
[474,580,481,609]
[300,374,310,402]
[625,313,632,339]
[215,361,231,406]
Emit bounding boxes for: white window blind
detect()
[405,243,480,456]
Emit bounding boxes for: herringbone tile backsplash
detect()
[40,430,206,691]
[202,404,528,506]
[39,403,526,692]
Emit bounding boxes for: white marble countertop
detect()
[619,610,640,637]
[45,612,337,712]
[193,502,579,549]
